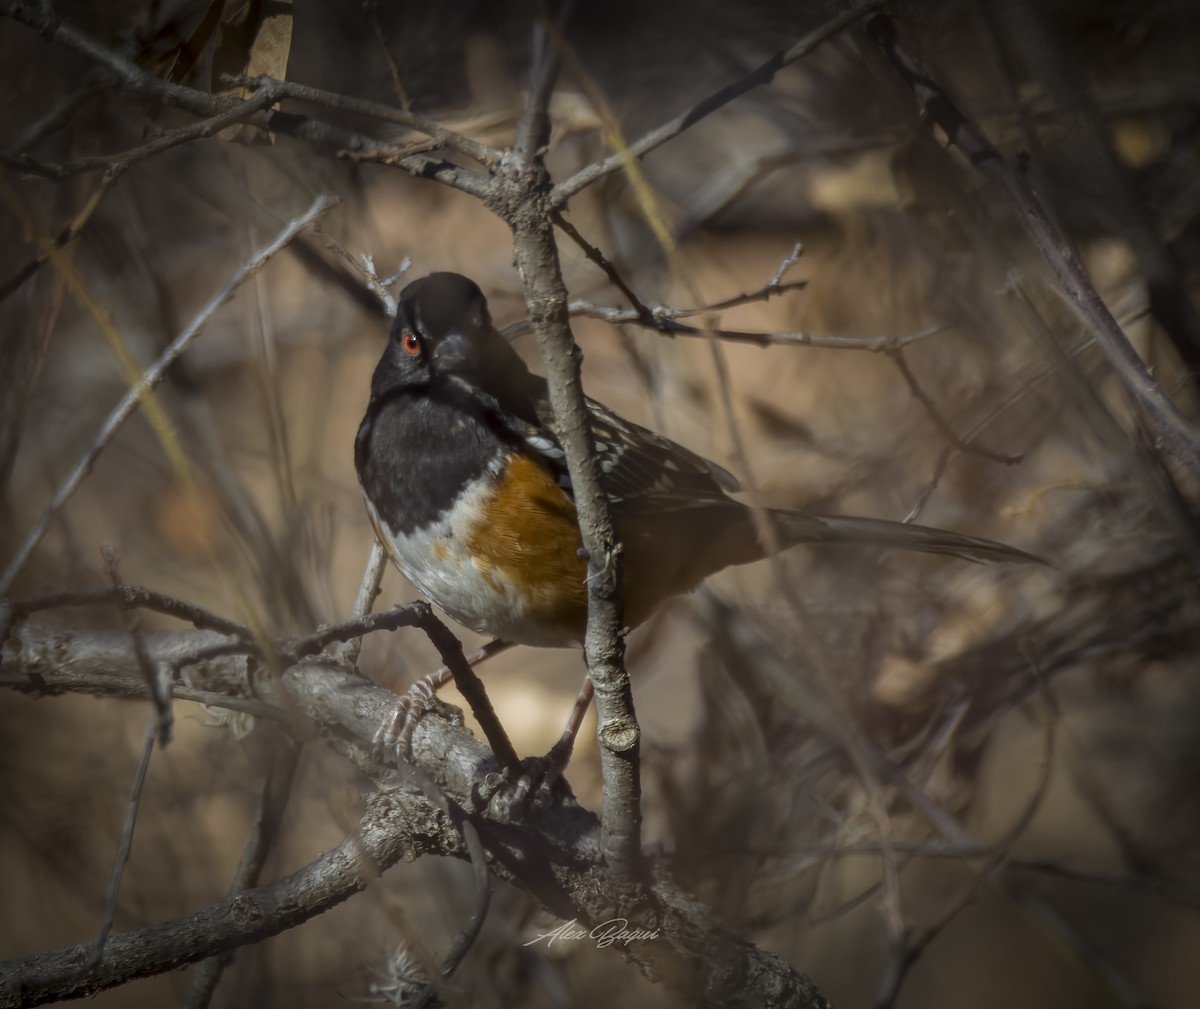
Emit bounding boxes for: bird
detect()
[355,271,1038,655]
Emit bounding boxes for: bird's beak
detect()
[433,330,470,371]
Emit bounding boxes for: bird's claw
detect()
[477,739,575,821]
[373,677,460,761]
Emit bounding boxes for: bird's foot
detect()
[477,736,576,821]
[373,669,455,760]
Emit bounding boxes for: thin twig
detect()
[875,679,1058,1009]
[362,0,412,111]
[552,211,654,319]
[393,761,491,1009]
[336,539,388,666]
[5,88,278,180]
[284,601,520,771]
[79,715,157,976]
[0,174,114,305]
[0,193,336,596]
[867,13,1200,481]
[181,736,301,1009]
[0,2,492,198]
[550,0,885,206]
[224,74,500,169]
[901,448,952,524]
[887,346,1021,464]
[284,600,429,660]
[412,608,520,773]
[516,300,935,351]
[769,241,804,286]
[307,225,401,317]
[101,549,173,745]
[7,585,253,640]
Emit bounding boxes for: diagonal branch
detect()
[0,789,459,1008]
[1,624,831,1009]
[887,346,1022,465]
[4,88,279,180]
[0,193,336,596]
[181,736,302,1009]
[0,1,493,199]
[550,0,884,206]
[224,74,501,168]
[7,585,253,640]
[866,12,1200,482]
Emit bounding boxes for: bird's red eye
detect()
[401,330,422,356]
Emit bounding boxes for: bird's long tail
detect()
[768,510,1043,566]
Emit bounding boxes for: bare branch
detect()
[519,300,940,351]
[887,346,1022,465]
[0,3,493,199]
[867,13,1200,481]
[550,0,884,206]
[224,74,501,169]
[82,715,157,978]
[0,623,831,1009]
[4,88,279,180]
[501,14,643,885]
[336,539,389,667]
[552,211,655,320]
[7,585,253,640]
[508,203,643,882]
[0,174,114,305]
[515,14,565,165]
[181,736,301,1009]
[0,788,459,1008]
[0,193,336,596]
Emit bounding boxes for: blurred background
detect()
[2,1,1199,1006]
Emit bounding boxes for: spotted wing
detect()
[506,385,739,508]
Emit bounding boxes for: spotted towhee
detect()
[355,272,1037,654]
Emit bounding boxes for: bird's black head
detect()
[372,272,531,400]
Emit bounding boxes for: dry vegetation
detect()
[1,1,1199,1007]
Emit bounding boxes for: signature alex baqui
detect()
[524,918,662,949]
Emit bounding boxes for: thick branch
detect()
[501,23,644,887]
[0,789,457,1007]
[503,176,643,885]
[0,624,827,1008]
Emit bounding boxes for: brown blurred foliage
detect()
[2,1,1199,1007]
